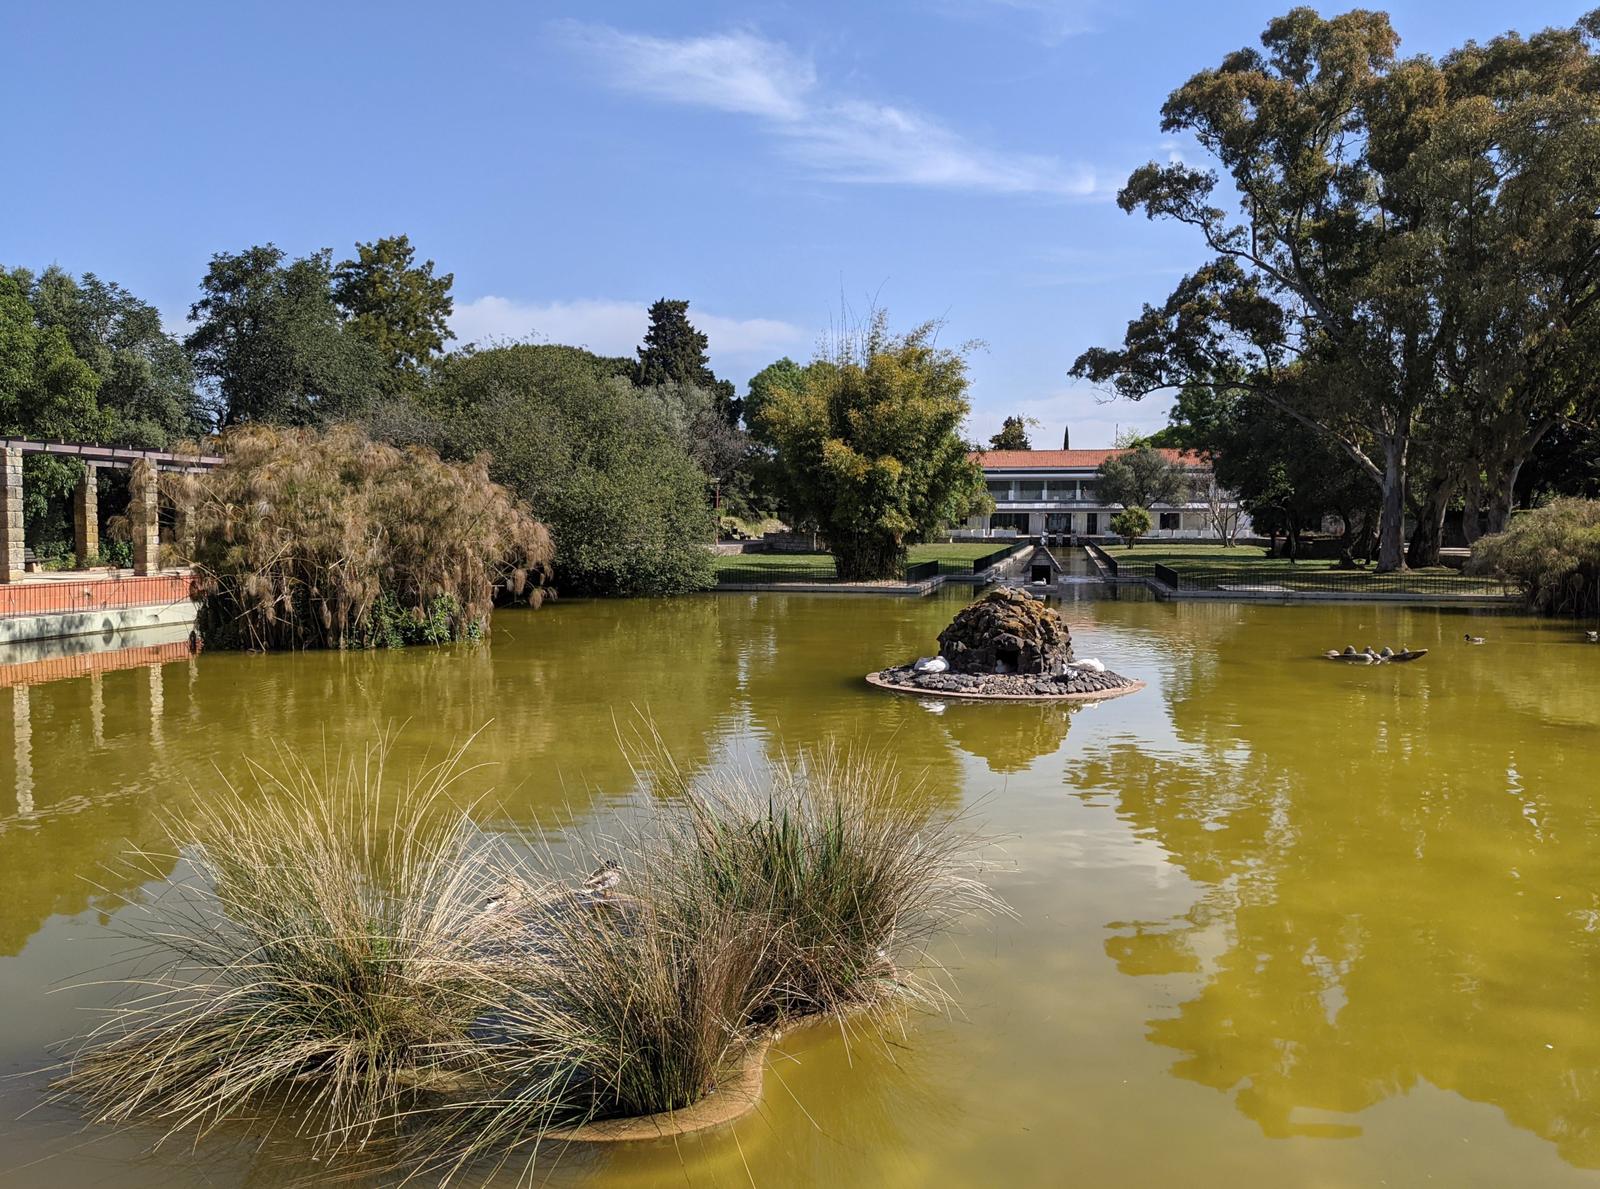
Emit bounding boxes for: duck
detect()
[1077,658,1106,673]
[580,860,623,896]
[1586,631,1599,643]
[1464,633,1486,645]
[913,655,949,674]
[480,880,530,915]
[1379,646,1395,660]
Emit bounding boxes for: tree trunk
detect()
[831,535,906,581]
[1406,481,1453,569]
[1375,437,1408,573]
[1460,473,1483,546]
[1486,455,1528,536]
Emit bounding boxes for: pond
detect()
[3,588,1599,1187]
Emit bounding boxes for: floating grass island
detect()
[52,740,999,1178]
[868,588,1143,702]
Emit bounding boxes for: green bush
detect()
[1469,498,1600,615]
[1110,506,1152,547]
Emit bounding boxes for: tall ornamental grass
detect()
[186,424,554,649]
[1469,498,1600,615]
[56,741,1001,1180]
[54,743,527,1159]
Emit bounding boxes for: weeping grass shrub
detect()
[53,743,531,1160]
[1469,498,1600,615]
[55,741,1002,1181]
[645,744,1000,1021]
[184,424,554,650]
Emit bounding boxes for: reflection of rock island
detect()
[933,701,1072,773]
[872,588,1141,701]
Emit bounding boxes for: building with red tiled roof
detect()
[964,444,1248,541]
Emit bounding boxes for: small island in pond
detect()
[869,588,1144,701]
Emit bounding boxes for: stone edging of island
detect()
[544,1012,859,1144]
[865,670,1145,702]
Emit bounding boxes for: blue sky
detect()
[2,1,1586,445]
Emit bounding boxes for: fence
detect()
[0,573,196,619]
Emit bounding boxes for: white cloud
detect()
[560,22,1109,199]
[450,296,808,360]
[561,26,815,120]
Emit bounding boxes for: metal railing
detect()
[0,573,196,619]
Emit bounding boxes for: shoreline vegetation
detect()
[53,737,1000,1182]
[181,424,553,650]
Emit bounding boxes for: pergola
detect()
[0,438,223,583]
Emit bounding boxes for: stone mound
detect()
[937,587,1074,675]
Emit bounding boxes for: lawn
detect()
[1098,541,1506,593]
[713,541,1016,579]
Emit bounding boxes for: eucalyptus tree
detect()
[1072,9,1600,571]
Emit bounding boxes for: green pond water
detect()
[3,588,1600,1187]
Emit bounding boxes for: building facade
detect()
[965,448,1251,541]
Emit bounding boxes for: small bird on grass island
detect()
[580,860,622,896]
[1464,633,1486,645]
[1586,631,1599,643]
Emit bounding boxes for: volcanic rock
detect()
[937,587,1074,676]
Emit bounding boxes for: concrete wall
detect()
[0,598,197,647]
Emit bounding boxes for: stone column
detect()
[172,479,197,564]
[0,446,22,583]
[74,464,99,569]
[129,458,160,576]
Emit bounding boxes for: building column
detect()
[74,464,99,569]
[130,458,160,576]
[0,446,22,583]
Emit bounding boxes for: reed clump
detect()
[56,742,1000,1179]
[1469,497,1600,616]
[186,424,554,650]
[55,744,529,1159]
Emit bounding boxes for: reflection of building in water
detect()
[11,684,31,816]
[147,663,164,750]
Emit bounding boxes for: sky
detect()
[1,1,1588,447]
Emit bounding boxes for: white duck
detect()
[1076,658,1106,673]
[913,655,949,674]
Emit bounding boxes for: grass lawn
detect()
[1101,541,1503,592]
[713,541,1016,578]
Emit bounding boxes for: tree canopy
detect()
[331,235,454,374]
[1071,8,1600,571]
[989,415,1034,451]
[753,314,987,580]
[1095,445,1184,510]
[635,299,739,423]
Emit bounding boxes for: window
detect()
[989,512,1030,533]
[986,480,1012,500]
[1159,511,1181,531]
[1045,513,1072,533]
[1017,481,1046,500]
[1077,484,1096,503]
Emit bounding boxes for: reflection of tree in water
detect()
[934,702,1072,774]
[1076,614,1600,1167]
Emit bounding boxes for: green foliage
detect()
[189,424,552,650]
[186,245,387,426]
[399,344,717,597]
[1070,9,1600,572]
[635,298,738,422]
[331,235,454,374]
[1110,506,1152,547]
[988,415,1034,451]
[752,313,987,581]
[1469,498,1600,616]
[1096,445,1183,509]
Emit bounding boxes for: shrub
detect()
[53,743,528,1160]
[375,344,717,597]
[57,739,1000,1179]
[1110,506,1152,547]
[185,424,552,649]
[1469,498,1600,615]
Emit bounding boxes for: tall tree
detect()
[331,235,455,374]
[753,314,987,580]
[635,299,738,421]
[29,266,203,446]
[187,245,384,425]
[989,415,1035,451]
[1095,445,1184,510]
[1071,10,1600,572]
